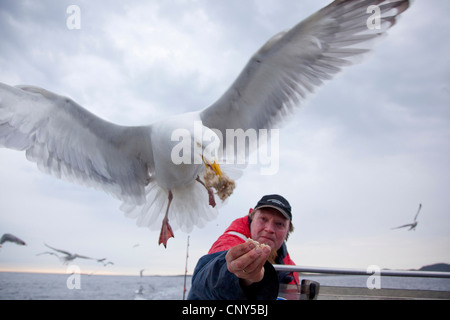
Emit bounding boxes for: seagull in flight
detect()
[0,233,26,247]
[97,258,115,267]
[43,243,103,265]
[0,1,411,247]
[392,203,422,231]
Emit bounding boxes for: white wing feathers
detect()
[0,83,154,205]
[201,0,410,135]
[0,1,411,237]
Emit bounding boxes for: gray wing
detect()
[36,251,60,257]
[0,233,26,245]
[0,83,154,205]
[391,223,413,230]
[201,0,410,147]
[44,243,72,256]
[413,203,422,222]
[74,254,97,260]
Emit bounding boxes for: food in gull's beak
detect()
[203,161,235,202]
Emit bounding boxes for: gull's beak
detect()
[202,156,222,177]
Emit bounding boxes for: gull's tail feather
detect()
[121,180,219,234]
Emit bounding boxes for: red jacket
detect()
[209,216,299,285]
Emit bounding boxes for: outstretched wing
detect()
[391,223,412,230]
[36,251,60,257]
[201,0,410,151]
[413,203,422,222]
[0,233,26,245]
[74,254,97,260]
[0,83,154,205]
[44,243,72,256]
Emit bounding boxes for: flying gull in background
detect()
[43,243,107,265]
[97,258,115,267]
[0,0,411,247]
[38,249,114,266]
[0,233,27,247]
[392,203,422,231]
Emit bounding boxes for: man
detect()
[188,194,299,300]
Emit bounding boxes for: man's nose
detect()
[264,222,276,233]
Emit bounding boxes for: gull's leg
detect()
[196,176,216,208]
[159,190,174,248]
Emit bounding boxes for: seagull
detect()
[0,0,410,247]
[97,258,115,267]
[43,243,102,265]
[392,203,422,231]
[0,233,27,247]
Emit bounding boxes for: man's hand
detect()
[225,240,271,287]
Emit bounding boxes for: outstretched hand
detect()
[225,240,271,286]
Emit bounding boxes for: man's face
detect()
[250,208,290,250]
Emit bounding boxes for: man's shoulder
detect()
[208,216,251,254]
[225,216,251,235]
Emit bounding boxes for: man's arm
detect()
[188,242,279,300]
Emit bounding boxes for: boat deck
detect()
[316,286,450,300]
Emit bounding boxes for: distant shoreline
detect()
[1,262,449,277]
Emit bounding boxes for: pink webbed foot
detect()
[159,190,174,248]
[158,218,174,248]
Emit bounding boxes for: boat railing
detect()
[273,264,450,300]
[273,264,450,278]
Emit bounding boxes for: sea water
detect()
[0,272,191,300]
[0,272,449,300]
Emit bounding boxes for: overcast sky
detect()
[0,0,449,278]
